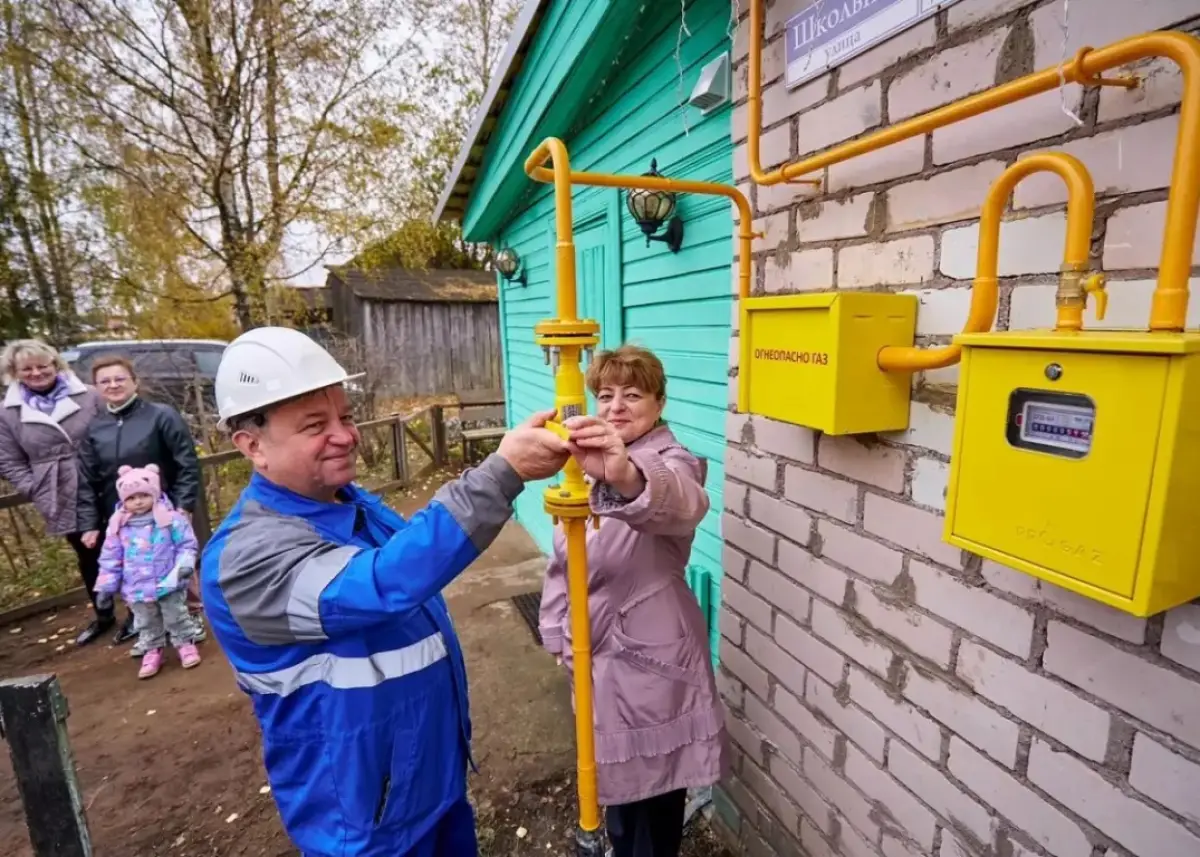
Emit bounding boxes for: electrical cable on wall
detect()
[1057,0,1085,125]
[677,0,693,135]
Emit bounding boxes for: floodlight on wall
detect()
[689,52,731,115]
[625,160,684,253]
[495,247,527,286]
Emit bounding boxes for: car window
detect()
[129,347,195,375]
[193,347,224,375]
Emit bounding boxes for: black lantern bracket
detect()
[626,159,685,254]
[646,216,684,253]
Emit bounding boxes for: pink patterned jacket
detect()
[539,423,731,806]
[95,500,199,604]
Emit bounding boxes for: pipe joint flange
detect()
[535,318,601,337]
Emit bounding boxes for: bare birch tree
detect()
[47,0,435,330]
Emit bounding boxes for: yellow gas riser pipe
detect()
[523,138,757,840]
[564,516,599,830]
[525,137,602,838]
[746,0,1200,333]
[878,152,1098,372]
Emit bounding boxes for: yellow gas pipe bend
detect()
[747,0,1199,331]
[877,153,1097,372]
[524,144,758,412]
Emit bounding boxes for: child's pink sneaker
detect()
[178,643,202,669]
[138,648,164,679]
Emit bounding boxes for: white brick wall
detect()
[718,3,1200,857]
[886,161,1006,232]
[888,26,1008,121]
[838,235,936,288]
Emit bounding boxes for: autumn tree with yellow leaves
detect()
[0,0,519,342]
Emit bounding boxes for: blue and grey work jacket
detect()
[200,455,523,857]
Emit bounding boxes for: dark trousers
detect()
[605,789,687,857]
[65,531,112,622]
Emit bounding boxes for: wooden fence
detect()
[0,405,450,625]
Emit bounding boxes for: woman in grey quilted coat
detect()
[0,339,106,645]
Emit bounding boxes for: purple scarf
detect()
[21,374,71,415]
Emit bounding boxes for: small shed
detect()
[325,265,502,396]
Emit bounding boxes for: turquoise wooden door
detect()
[575,197,623,351]
[568,197,623,412]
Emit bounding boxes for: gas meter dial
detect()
[1007,390,1095,459]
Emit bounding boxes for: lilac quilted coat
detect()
[95,501,199,604]
[539,424,731,806]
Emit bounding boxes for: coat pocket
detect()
[328,716,418,832]
[607,580,707,734]
[375,684,461,831]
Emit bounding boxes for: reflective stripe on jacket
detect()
[201,455,523,857]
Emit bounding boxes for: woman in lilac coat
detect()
[540,344,730,857]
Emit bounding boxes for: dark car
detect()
[61,339,228,423]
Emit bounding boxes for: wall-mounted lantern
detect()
[626,159,684,253]
[495,247,527,286]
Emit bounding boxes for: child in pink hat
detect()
[94,464,202,678]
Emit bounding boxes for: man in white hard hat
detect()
[200,327,570,857]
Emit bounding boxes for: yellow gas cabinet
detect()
[739,292,918,435]
[944,330,1200,617]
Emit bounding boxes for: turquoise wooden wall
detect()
[491,0,734,657]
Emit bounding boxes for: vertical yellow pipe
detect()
[526,138,601,838]
[1145,36,1200,331]
[564,515,597,826]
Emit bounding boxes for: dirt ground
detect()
[0,473,734,857]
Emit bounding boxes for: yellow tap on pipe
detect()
[877,153,1097,372]
[746,0,1199,331]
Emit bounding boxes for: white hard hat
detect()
[215,327,364,425]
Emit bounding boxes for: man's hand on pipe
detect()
[497,409,572,481]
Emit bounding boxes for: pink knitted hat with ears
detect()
[117,464,162,502]
[107,464,175,534]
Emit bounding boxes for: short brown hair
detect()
[585,344,666,400]
[90,354,137,383]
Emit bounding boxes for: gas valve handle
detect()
[1083,273,1108,322]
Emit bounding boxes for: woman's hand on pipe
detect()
[563,415,645,498]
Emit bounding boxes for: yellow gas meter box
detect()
[739,292,917,435]
[944,330,1200,617]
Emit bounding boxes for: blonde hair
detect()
[1,339,68,385]
[585,344,666,400]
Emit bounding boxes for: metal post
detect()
[0,675,92,857]
[193,464,213,550]
[391,416,409,485]
[431,405,448,466]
